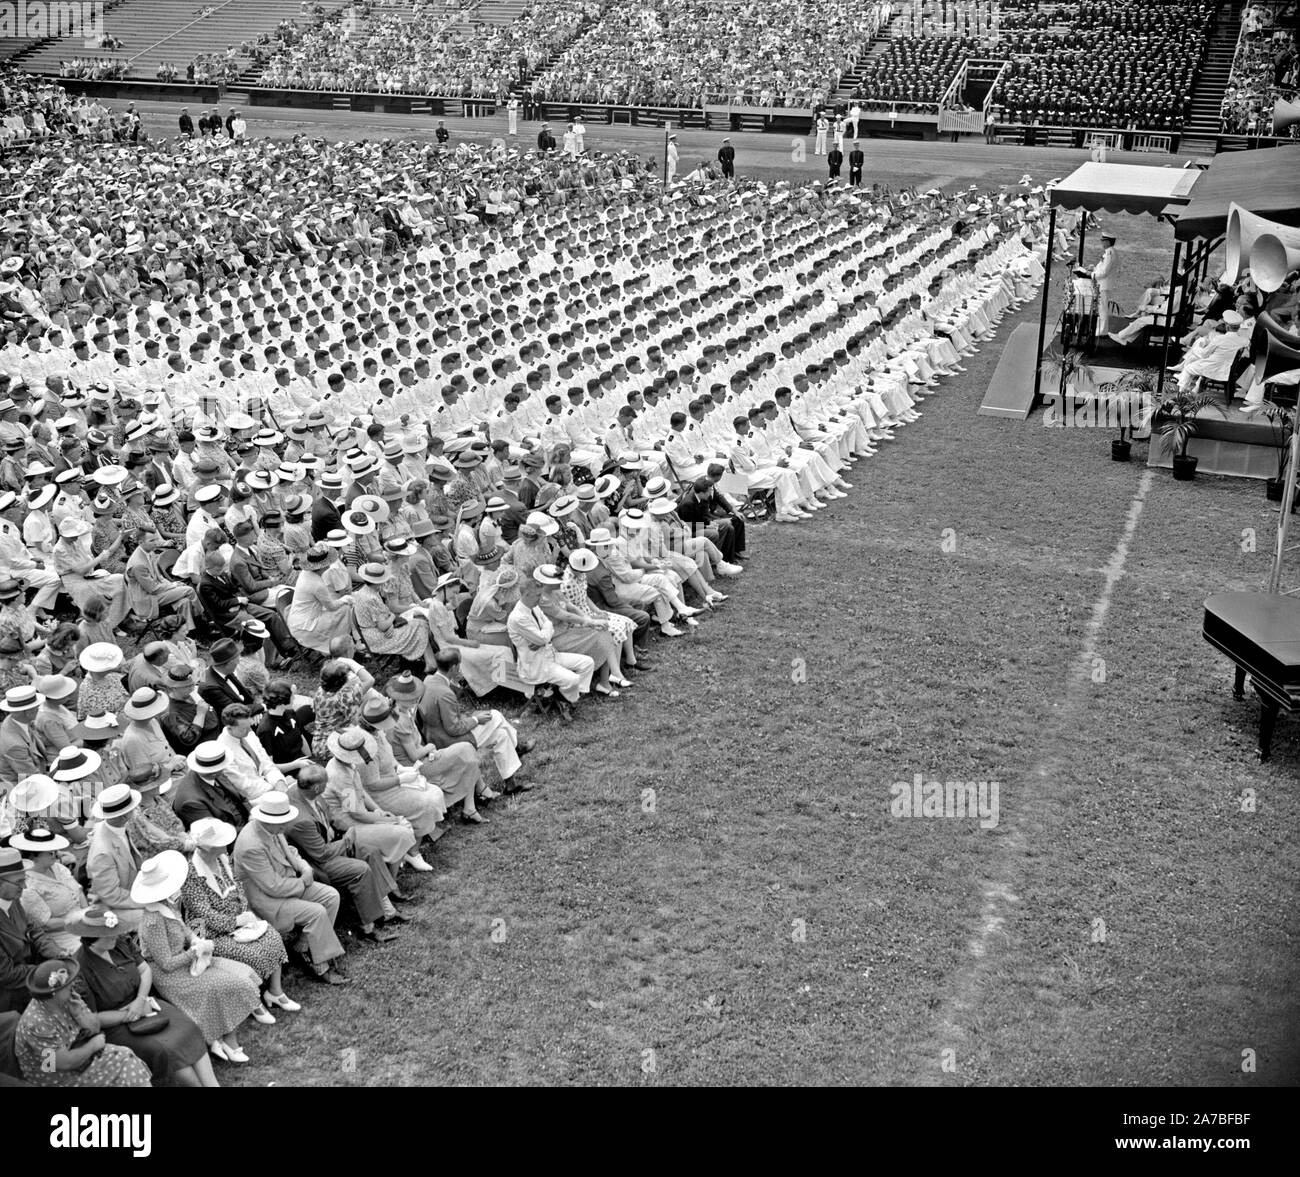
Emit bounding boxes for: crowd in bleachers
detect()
[0,67,1057,1081]
[987,1,1212,130]
[851,36,977,111]
[254,0,600,96]
[56,59,130,82]
[1220,2,1300,134]
[1,68,142,149]
[531,0,888,109]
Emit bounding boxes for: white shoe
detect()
[715,561,743,577]
[774,512,805,523]
[835,481,853,490]
[264,992,301,1012]
[404,853,434,872]
[659,622,685,635]
[678,604,703,616]
[251,1004,277,1025]
[706,592,728,604]
[682,616,700,627]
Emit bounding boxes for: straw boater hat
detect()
[1,684,44,712]
[587,527,615,548]
[357,562,391,585]
[122,686,169,722]
[187,742,230,776]
[250,790,298,824]
[92,782,142,821]
[567,549,599,573]
[129,850,189,904]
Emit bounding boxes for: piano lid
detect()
[1204,592,1300,667]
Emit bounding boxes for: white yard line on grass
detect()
[920,468,1155,1079]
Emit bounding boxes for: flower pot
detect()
[1111,439,1131,462]
[1172,454,1198,481]
[1266,478,1285,502]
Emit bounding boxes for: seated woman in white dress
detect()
[506,574,596,718]
[287,544,354,655]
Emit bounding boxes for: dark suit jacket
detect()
[197,665,256,720]
[170,770,249,831]
[311,497,343,542]
[718,145,735,164]
[198,569,244,630]
[418,673,478,748]
[229,545,278,601]
[0,901,62,1013]
[282,787,353,869]
[178,113,194,135]
[849,149,864,169]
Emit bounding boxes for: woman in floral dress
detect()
[16,959,152,1088]
[133,850,263,1064]
[560,551,639,678]
[352,563,434,667]
[179,823,294,1021]
[15,829,87,957]
[310,660,366,761]
[76,643,128,720]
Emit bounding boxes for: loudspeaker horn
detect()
[1251,226,1300,293]
[1225,203,1283,285]
[1254,333,1300,387]
[1273,97,1300,134]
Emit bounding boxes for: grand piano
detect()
[1203,592,1300,761]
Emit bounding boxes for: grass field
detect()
[94,102,1299,1086]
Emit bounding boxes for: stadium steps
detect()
[1182,4,1243,149]
[473,0,528,26]
[833,9,902,100]
[7,0,349,82]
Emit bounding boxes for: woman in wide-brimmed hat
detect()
[52,515,129,628]
[132,850,264,1065]
[119,687,186,793]
[561,548,640,683]
[351,561,435,668]
[75,641,128,721]
[71,905,218,1087]
[466,563,520,650]
[286,543,355,655]
[14,957,152,1088]
[321,727,430,871]
[11,826,86,957]
[178,819,296,1025]
[534,564,622,696]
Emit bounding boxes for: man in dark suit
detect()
[420,650,533,792]
[584,556,653,655]
[827,145,843,181]
[199,548,299,658]
[178,108,194,138]
[536,123,556,153]
[170,743,251,830]
[676,473,746,561]
[197,638,258,720]
[0,848,61,1012]
[717,138,735,179]
[284,768,405,942]
[310,473,345,541]
[848,141,864,187]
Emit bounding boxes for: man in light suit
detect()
[0,686,48,789]
[0,847,61,1012]
[233,791,350,985]
[125,529,197,632]
[420,649,535,793]
[85,783,150,931]
[283,767,403,943]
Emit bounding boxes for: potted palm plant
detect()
[1259,402,1293,501]
[1146,387,1222,480]
[1040,342,1095,420]
[1097,367,1158,461]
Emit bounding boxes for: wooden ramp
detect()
[978,322,1039,420]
